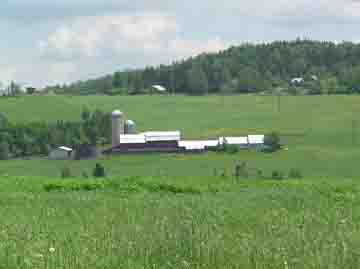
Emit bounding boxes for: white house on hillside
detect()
[49,146,73,160]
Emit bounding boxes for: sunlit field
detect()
[0,175,359,268]
[1,95,360,268]
[1,95,360,178]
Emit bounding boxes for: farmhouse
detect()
[49,146,73,160]
[290,77,304,85]
[152,85,167,93]
[104,109,266,154]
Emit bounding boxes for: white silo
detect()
[112,110,124,147]
[125,120,137,134]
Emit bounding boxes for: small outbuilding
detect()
[290,77,304,85]
[152,85,167,93]
[49,146,73,160]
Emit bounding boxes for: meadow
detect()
[1,175,360,268]
[1,94,360,178]
[1,94,360,268]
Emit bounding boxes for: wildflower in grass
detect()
[49,247,55,253]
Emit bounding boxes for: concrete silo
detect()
[125,120,137,134]
[112,110,124,147]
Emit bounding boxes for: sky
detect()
[1,0,360,88]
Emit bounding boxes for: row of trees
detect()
[0,108,111,160]
[0,81,23,97]
[44,40,360,95]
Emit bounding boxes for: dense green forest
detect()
[44,40,360,95]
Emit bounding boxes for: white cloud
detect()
[39,13,229,61]
[33,13,230,86]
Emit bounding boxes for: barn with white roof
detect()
[104,109,269,154]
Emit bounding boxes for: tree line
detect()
[44,40,360,96]
[0,108,111,160]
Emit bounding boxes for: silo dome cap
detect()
[112,110,123,116]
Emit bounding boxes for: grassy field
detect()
[1,94,360,178]
[0,175,360,268]
[1,95,360,268]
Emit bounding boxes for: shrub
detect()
[0,141,10,160]
[224,143,239,154]
[264,132,281,152]
[44,180,105,192]
[271,170,284,180]
[289,168,303,179]
[93,163,106,178]
[61,167,72,179]
[234,161,248,178]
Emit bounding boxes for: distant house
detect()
[151,85,168,94]
[311,75,318,81]
[26,87,37,95]
[290,77,305,85]
[49,146,73,160]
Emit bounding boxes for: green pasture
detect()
[0,175,359,268]
[1,95,360,178]
[1,95,360,268]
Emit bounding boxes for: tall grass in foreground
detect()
[0,177,359,268]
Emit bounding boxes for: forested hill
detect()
[46,40,360,95]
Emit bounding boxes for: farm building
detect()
[152,85,167,93]
[105,109,268,154]
[104,132,183,154]
[219,137,249,148]
[290,77,304,85]
[178,140,219,151]
[125,120,137,134]
[49,146,73,160]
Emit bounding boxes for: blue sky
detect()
[1,0,360,88]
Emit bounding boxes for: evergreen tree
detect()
[186,64,209,95]
[0,141,10,160]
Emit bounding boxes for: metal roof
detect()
[248,135,265,145]
[219,137,249,145]
[152,85,167,92]
[291,77,304,83]
[112,110,123,117]
[126,120,135,125]
[120,134,146,144]
[179,140,219,150]
[144,131,181,142]
[58,146,73,152]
